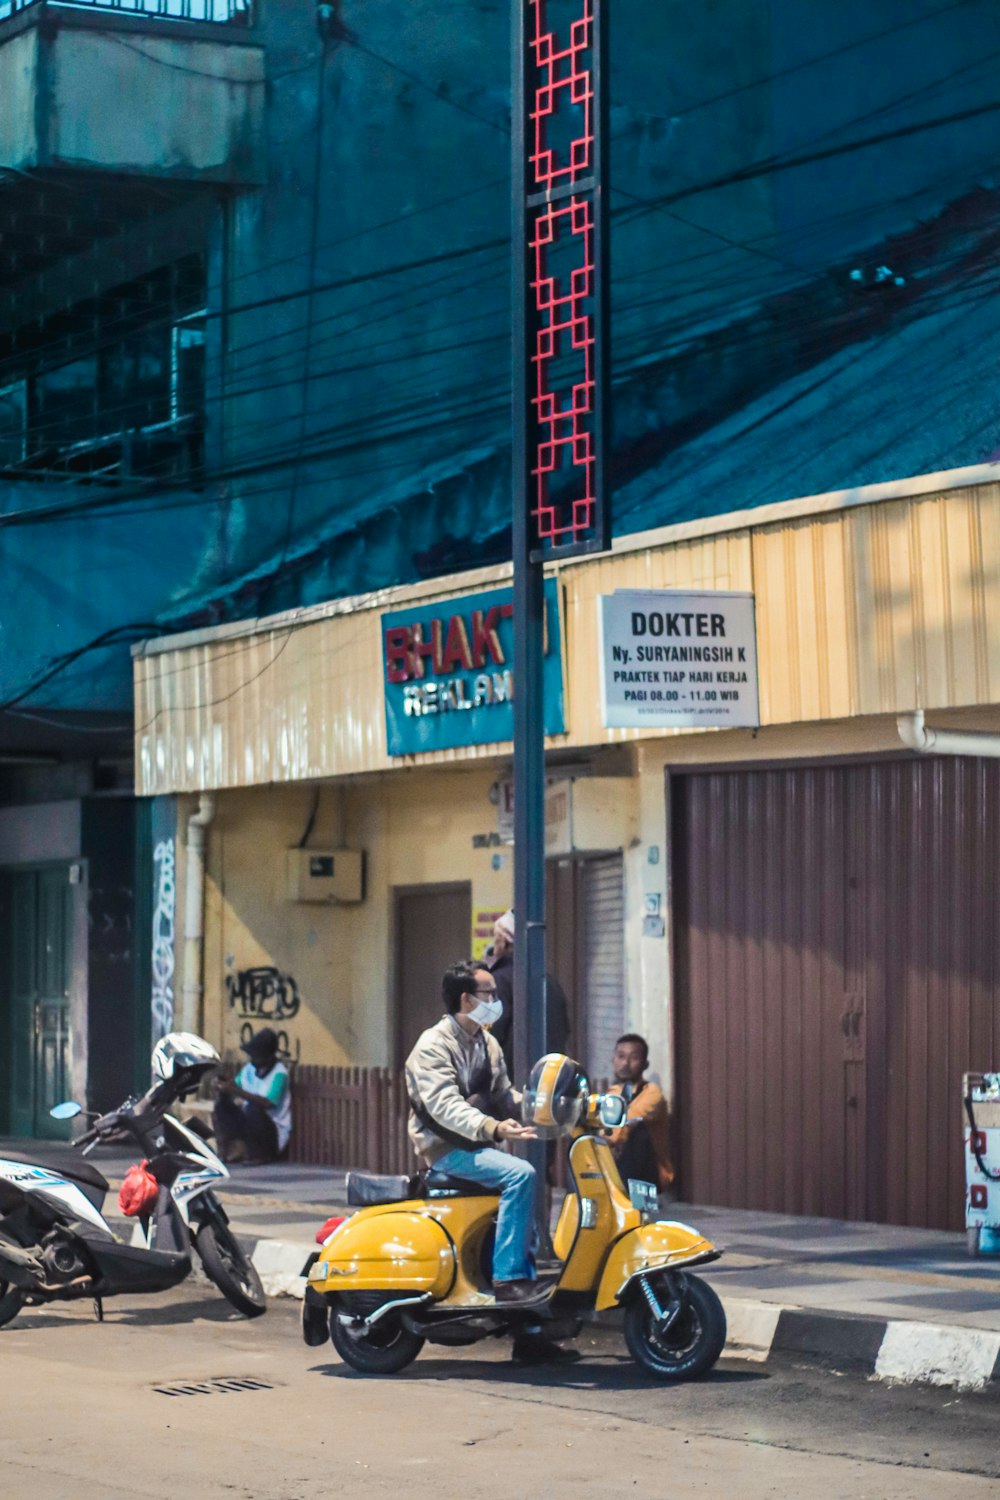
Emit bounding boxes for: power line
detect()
[0,0,989,402]
[6,267,996,712]
[6,194,998,502]
[8,77,992,409]
[7,251,997,539]
[5,156,994,465]
[2,38,993,440]
[0,26,996,547]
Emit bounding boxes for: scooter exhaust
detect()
[0,1239,45,1290]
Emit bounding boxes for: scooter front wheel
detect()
[624,1272,726,1381]
[195,1223,266,1318]
[330,1293,425,1375]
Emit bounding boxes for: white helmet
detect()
[151,1031,220,1085]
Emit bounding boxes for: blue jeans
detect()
[429,1146,536,1284]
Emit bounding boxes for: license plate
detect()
[628,1179,659,1215]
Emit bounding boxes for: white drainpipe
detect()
[897,709,1000,759]
[180,793,216,1034]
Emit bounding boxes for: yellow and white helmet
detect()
[522,1053,588,1137]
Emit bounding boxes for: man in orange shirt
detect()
[608,1033,675,1194]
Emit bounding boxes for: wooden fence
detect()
[289,1066,416,1174]
[289,1065,611,1183]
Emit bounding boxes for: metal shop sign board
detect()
[382,581,565,755]
[598,589,760,730]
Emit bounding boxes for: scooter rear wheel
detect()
[624,1272,726,1381]
[330,1294,425,1375]
[0,1279,23,1329]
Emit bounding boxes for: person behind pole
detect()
[485,910,515,1067]
[487,908,570,1076]
[607,1033,675,1195]
[212,1026,292,1165]
[405,959,579,1364]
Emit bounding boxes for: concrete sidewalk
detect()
[6,1138,1000,1388]
[213,1168,1000,1389]
[676,1200,1000,1390]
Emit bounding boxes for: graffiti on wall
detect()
[151,838,176,1040]
[227,965,302,1062]
[226,965,301,1023]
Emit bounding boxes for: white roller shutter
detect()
[581,853,625,1078]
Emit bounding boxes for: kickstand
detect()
[93,1297,104,1323]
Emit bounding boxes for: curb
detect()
[725,1296,1000,1392]
[250,1238,312,1300]
[248,1237,1000,1392]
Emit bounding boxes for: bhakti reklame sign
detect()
[382,581,565,754]
[598,588,760,730]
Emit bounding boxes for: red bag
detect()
[118,1161,159,1217]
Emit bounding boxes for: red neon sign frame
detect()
[517,0,609,559]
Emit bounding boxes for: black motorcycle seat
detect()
[423,1173,498,1198]
[346,1170,498,1206]
[0,1146,109,1195]
[347,1172,415,1207]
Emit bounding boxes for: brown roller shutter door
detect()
[672,758,1000,1231]
[580,854,626,1075]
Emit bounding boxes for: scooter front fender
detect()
[309,1210,455,1298]
[595,1221,720,1311]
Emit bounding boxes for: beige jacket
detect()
[405,1014,519,1164]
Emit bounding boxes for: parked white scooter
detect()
[0,1033,266,1327]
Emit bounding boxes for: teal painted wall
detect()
[3,0,999,713]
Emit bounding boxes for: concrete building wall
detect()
[185,706,932,1087]
[199,767,511,1067]
[47,30,265,181]
[193,760,644,1072]
[0,19,264,181]
[0,30,39,169]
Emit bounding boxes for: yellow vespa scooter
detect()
[301,1054,725,1380]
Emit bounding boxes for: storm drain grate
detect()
[153,1377,275,1398]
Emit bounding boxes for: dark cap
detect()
[241,1027,280,1060]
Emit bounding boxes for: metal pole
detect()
[511,0,549,1239]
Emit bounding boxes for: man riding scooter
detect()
[405,959,578,1364]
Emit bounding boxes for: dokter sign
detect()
[598,589,760,730]
[382,581,565,755]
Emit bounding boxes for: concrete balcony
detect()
[0,1,265,184]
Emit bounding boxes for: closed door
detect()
[672,759,1000,1231]
[546,852,626,1080]
[580,854,626,1079]
[673,768,874,1222]
[394,883,472,1065]
[2,866,74,1139]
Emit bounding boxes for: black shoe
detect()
[511,1334,582,1366]
[494,1278,551,1306]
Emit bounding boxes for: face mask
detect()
[469,996,503,1028]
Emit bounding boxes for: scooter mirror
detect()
[49,1101,82,1120]
[598,1093,627,1129]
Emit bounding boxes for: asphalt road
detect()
[2,1284,1000,1499]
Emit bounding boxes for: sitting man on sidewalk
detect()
[608,1033,675,1196]
[213,1027,292,1165]
[406,959,578,1365]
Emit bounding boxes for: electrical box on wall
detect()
[285,849,364,904]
